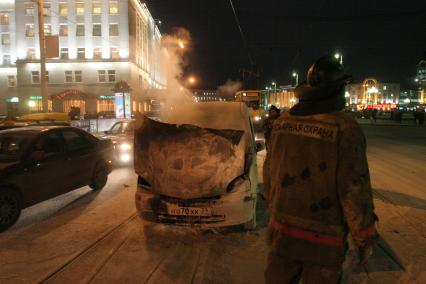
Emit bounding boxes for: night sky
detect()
[144,0,426,90]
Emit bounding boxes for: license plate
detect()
[167,204,212,217]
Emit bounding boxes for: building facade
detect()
[416,59,426,104]
[267,86,297,110]
[193,89,224,102]
[345,78,400,110]
[0,0,165,117]
[0,0,18,115]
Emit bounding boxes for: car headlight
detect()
[120,153,131,162]
[119,143,132,151]
[254,116,262,121]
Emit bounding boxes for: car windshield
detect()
[110,122,122,134]
[0,133,31,162]
[122,122,134,133]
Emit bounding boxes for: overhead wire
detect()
[228,0,254,67]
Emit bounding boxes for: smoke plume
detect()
[153,28,193,109]
[217,80,242,99]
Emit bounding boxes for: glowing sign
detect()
[115,93,124,118]
[5,97,19,103]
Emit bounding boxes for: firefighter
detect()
[263,105,281,148]
[263,55,378,284]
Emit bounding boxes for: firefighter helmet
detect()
[307,55,352,87]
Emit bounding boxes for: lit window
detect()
[93,2,101,14]
[76,2,84,15]
[93,48,102,59]
[108,70,115,82]
[27,48,36,59]
[76,24,85,36]
[7,75,16,87]
[0,14,9,25]
[111,48,119,59]
[3,55,11,65]
[25,3,35,15]
[59,3,68,16]
[65,70,73,83]
[109,24,119,36]
[74,71,82,82]
[60,48,69,59]
[31,71,40,84]
[93,24,101,36]
[43,3,51,16]
[59,24,68,36]
[109,1,118,14]
[1,33,10,45]
[77,48,85,59]
[44,24,52,36]
[98,70,106,82]
[26,24,35,37]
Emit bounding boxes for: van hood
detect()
[134,117,247,199]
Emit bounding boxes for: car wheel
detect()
[90,161,109,191]
[0,189,22,232]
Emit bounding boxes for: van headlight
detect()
[254,116,262,121]
[120,153,131,162]
[119,143,132,151]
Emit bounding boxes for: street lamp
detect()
[272,81,277,94]
[334,52,343,64]
[292,72,299,86]
[188,76,196,85]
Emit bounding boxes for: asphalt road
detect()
[0,124,425,283]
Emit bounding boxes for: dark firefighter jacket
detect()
[263,111,377,266]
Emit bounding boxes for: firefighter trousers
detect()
[265,250,342,284]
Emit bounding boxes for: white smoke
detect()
[152,28,193,109]
[217,80,242,100]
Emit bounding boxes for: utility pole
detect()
[37,0,49,111]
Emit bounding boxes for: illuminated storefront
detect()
[345,79,400,111]
[97,96,115,113]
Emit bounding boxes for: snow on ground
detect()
[0,124,425,283]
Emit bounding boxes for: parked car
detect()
[134,102,264,229]
[0,126,113,232]
[100,120,134,164]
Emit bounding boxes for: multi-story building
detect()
[193,89,223,102]
[345,78,400,110]
[416,58,426,104]
[399,90,420,105]
[267,86,297,110]
[0,0,18,115]
[0,0,165,117]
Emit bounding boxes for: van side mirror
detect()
[31,150,46,162]
[255,140,265,152]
